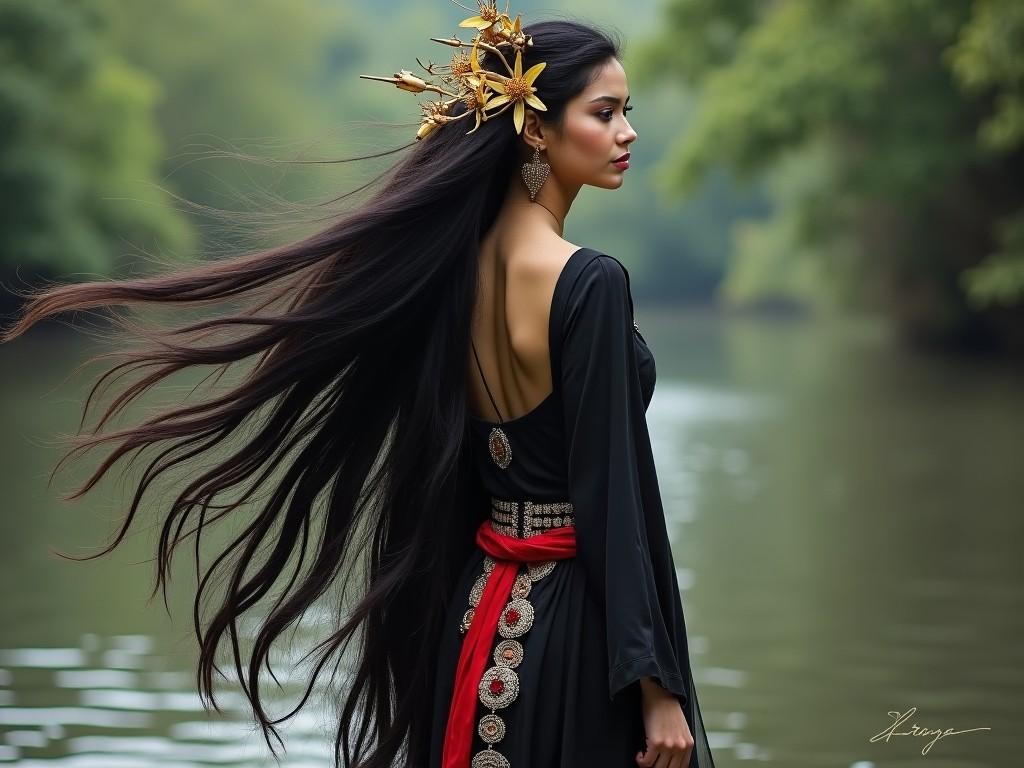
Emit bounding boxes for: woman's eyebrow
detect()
[588,95,631,105]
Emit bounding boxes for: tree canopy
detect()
[634,0,1024,348]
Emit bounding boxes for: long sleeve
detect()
[559,254,691,705]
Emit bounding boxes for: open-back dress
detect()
[428,247,715,768]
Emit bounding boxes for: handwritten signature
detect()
[870,707,991,755]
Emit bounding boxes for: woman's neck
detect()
[501,174,579,238]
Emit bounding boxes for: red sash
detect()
[441,518,577,768]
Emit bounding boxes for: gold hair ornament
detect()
[359,0,547,141]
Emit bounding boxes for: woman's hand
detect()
[635,676,694,768]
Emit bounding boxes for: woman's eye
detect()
[599,106,633,121]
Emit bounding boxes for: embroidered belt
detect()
[442,508,577,768]
[488,497,575,539]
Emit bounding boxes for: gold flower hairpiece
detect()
[359,0,547,140]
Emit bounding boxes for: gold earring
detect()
[521,145,550,202]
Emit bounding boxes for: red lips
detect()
[612,152,630,162]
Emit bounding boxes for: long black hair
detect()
[2,18,622,768]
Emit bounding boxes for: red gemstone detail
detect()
[489,434,507,457]
[505,608,520,625]
[489,678,505,695]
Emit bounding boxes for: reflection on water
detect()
[0,633,339,766]
[2,310,1022,766]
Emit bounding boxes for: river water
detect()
[1,309,1020,766]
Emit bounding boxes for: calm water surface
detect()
[2,309,1021,766]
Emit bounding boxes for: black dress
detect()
[428,247,715,768]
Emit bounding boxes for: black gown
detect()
[428,247,715,768]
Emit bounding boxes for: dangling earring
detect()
[521,145,550,202]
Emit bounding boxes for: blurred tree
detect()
[634,0,1024,350]
[94,0,361,254]
[0,0,192,290]
[949,0,1024,316]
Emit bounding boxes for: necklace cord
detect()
[532,199,563,233]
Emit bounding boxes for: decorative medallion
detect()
[509,572,532,599]
[478,713,506,745]
[488,426,512,469]
[478,664,520,709]
[460,607,475,635]
[493,639,524,669]
[471,748,510,768]
[497,598,534,639]
[469,573,489,607]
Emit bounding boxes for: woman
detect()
[2,9,714,768]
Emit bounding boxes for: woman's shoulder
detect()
[504,237,586,282]
[559,247,633,303]
[520,240,630,292]
[502,239,590,323]
[499,238,631,323]
[494,234,630,288]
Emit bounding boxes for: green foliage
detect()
[961,208,1024,308]
[0,0,192,278]
[645,0,973,196]
[630,0,762,84]
[720,139,853,312]
[947,0,1024,152]
[92,0,359,252]
[0,0,745,302]
[636,0,1024,347]
[947,0,1024,311]
[23,0,1023,329]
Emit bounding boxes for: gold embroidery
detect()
[527,560,555,582]
[490,498,575,539]
[469,573,489,607]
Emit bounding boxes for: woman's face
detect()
[540,57,638,191]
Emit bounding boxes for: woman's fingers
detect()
[635,738,664,767]
[635,738,694,768]
[635,743,657,767]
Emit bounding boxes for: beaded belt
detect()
[489,497,575,539]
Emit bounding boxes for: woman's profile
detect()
[3,3,715,767]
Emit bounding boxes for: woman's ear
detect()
[521,109,546,152]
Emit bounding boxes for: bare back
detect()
[467,236,582,423]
